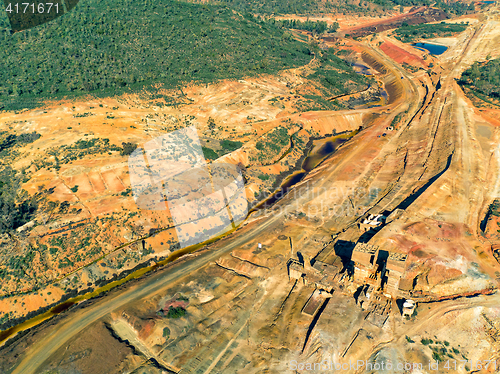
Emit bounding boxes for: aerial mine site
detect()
[0,0,500,373]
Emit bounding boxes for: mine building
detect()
[351,242,408,296]
[308,260,343,292]
[402,299,416,318]
[351,243,379,281]
[384,252,408,293]
[287,258,306,284]
[287,252,343,291]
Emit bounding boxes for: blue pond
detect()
[351,62,372,75]
[413,42,448,55]
[482,1,496,3]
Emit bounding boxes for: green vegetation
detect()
[166,306,187,318]
[307,48,372,98]
[73,112,94,118]
[405,335,415,343]
[393,22,468,43]
[70,185,79,193]
[0,131,41,153]
[366,0,474,15]
[0,132,42,233]
[220,140,243,153]
[255,126,290,162]
[120,188,132,197]
[0,0,319,109]
[433,0,475,16]
[163,326,171,338]
[266,18,339,34]
[202,147,219,161]
[419,337,465,364]
[432,351,442,362]
[31,138,122,171]
[459,58,500,105]
[202,139,243,160]
[258,174,270,181]
[184,0,370,15]
[1,247,37,281]
[185,0,473,17]
[58,257,74,269]
[121,142,138,156]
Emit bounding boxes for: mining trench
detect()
[301,297,331,353]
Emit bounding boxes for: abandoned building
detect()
[355,284,391,326]
[385,252,408,292]
[402,299,416,318]
[287,252,343,292]
[351,242,408,295]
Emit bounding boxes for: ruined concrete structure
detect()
[287,253,344,317]
[287,258,306,283]
[385,252,408,292]
[287,253,343,292]
[352,243,379,281]
[402,299,416,318]
[351,242,408,295]
[310,260,343,291]
[356,285,391,326]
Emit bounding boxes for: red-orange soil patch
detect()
[480,108,500,127]
[380,41,428,68]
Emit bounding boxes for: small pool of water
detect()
[380,88,388,100]
[351,62,372,75]
[412,42,448,55]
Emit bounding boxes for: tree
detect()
[328,22,339,33]
[121,142,138,156]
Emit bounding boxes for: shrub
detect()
[202,147,218,160]
[220,139,243,152]
[121,142,138,156]
[166,306,186,319]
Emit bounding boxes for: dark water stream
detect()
[253,130,358,210]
